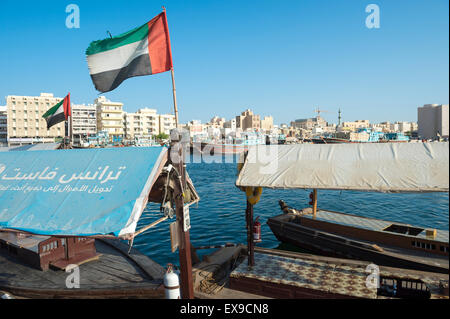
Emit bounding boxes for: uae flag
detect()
[42,93,71,129]
[86,11,173,93]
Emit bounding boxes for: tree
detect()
[155,133,169,141]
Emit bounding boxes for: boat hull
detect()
[193,142,248,155]
[267,213,449,274]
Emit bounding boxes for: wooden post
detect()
[246,201,255,267]
[162,7,178,129]
[313,189,318,219]
[171,130,194,299]
[171,69,179,129]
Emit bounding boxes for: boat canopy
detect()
[0,147,197,238]
[236,142,449,193]
[0,143,61,152]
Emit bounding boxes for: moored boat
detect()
[235,142,449,276]
[267,201,449,274]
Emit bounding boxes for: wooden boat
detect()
[198,142,248,155]
[267,201,449,274]
[192,245,449,299]
[0,137,200,299]
[235,142,449,281]
[311,137,353,144]
[0,238,165,299]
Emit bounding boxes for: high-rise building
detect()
[0,106,7,146]
[95,96,124,142]
[236,109,260,131]
[6,93,65,145]
[418,104,449,140]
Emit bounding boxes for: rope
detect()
[194,243,238,250]
[132,215,169,237]
[196,253,243,295]
[197,263,227,295]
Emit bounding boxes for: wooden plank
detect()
[195,287,272,299]
[98,239,165,280]
[0,238,165,298]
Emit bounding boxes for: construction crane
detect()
[314,107,330,117]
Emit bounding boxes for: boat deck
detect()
[0,239,165,299]
[230,251,378,298]
[306,210,449,243]
[228,248,449,299]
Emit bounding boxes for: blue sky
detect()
[0,0,448,125]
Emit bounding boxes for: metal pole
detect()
[246,201,255,267]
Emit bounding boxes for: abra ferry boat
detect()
[268,201,449,274]
[236,142,449,274]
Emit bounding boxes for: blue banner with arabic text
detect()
[0,147,167,237]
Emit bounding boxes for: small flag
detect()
[42,93,71,129]
[86,11,173,93]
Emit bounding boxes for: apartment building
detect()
[260,116,274,132]
[223,118,236,130]
[292,116,327,130]
[71,104,97,144]
[208,116,226,128]
[418,104,449,140]
[6,93,65,145]
[95,96,124,142]
[0,106,7,146]
[236,109,260,131]
[123,108,159,140]
[340,120,370,132]
[158,114,176,135]
[123,108,176,140]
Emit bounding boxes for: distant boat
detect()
[311,137,353,144]
[193,133,266,155]
[198,142,248,155]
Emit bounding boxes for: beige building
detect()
[292,116,327,130]
[6,93,65,145]
[340,120,370,132]
[260,116,274,132]
[124,108,176,140]
[236,109,260,131]
[158,113,176,135]
[0,106,7,145]
[418,104,449,140]
[223,118,236,130]
[123,108,159,140]
[95,96,124,141]
[208,116,226,128]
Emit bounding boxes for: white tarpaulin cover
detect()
[236,142,449,193]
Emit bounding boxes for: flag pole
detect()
[162,6,179,128]
[171,68,179,128]
[163,7,194,299]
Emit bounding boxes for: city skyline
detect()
[0,0,448,125]
[1,92,427,128]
